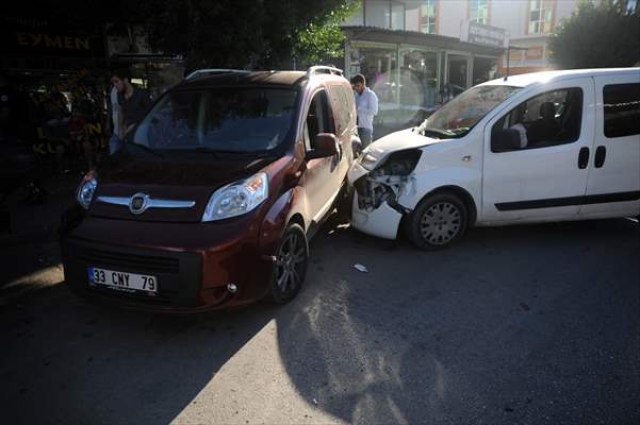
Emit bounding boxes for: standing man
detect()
[107,82,121,155]
[351,73,378,147]
[110,68,151,152]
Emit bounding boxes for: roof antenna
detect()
[504,45,528,81]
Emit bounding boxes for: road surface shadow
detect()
[276,217,640,424]
[1,217,638,424]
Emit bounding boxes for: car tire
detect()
[406,192,468,250]
[268,223,309,304]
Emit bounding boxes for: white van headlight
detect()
[202,172,269,222]
[76,174,98,209]
[360,148,385,171]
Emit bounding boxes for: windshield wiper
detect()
[125,140,164,158]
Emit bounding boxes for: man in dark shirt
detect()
[110,68,151,150]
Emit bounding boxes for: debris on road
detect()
[354,264,368,273]
[312,398,318,406]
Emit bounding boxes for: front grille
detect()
[75,247,180,274]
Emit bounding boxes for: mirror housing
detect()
[307,133,339,159]
[491,128,522,153]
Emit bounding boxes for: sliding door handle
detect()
[595,146,607,168]
[578,147,590,169]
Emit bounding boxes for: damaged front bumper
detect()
[348,150,422,240]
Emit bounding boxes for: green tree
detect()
[548,0,640,69]
[132,0,356,71]
[292,1,360,69]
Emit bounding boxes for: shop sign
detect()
[461,20,508,49]
[1,17,103,58]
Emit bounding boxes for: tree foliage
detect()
[131,0,356,71]
[548,0,640,69]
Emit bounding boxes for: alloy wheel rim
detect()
[276,233,306,294]
[420,202,462,245]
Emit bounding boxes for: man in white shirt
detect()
[351,74,378,147]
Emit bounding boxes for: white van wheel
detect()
[407,193,468,250]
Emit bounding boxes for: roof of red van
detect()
[180,70,324,88]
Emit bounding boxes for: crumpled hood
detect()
[367,128,441,154]
[90,152,275,222]
[348,128,441,183]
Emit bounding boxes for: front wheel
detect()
[406,192,468,250]
[268,223,309,304]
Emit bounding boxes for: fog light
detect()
[227,283,238,294]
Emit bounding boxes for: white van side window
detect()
[491,88,583,152]
[603,83,640,138]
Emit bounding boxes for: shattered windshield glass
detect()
[418,85,521,138]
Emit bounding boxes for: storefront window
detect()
[472,57,498,85]
[350,45,397,105]
[399,48,439,111]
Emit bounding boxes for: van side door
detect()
[579,75,640,218]
[481,78,596,223]
[300,89,343,227]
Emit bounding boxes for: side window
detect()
[491,87,583,152]
[603,83,640,138]
[327,84,353,135]
[304,90,333,150]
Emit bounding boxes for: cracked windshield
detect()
[420,85,521,138]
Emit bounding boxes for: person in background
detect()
[110,68,151,152]
[350,73,378,148]
[107,81,121,154]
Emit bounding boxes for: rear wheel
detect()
[407,192,468,250]
[268,224,308,304]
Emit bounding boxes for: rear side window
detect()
[603,83,640,138]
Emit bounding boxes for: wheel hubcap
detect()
[420,202,462,245]
[276,233,306,294]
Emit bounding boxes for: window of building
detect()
[366,1,391,28]
[469,0,489,25]
[603,83,640,138]
[528,0,554,34]
[364,1,406,30]
[492,88,583,152]
[420,0,437,34]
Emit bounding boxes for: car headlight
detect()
[360,148,385,171]
[202,172,269,222]
[76,174,98,209]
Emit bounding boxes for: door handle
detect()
[578,147,590,169]
[595,146,607,168]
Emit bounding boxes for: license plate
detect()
[88,267,158,293]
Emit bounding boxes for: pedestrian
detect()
[107,81,121,155]
[109,68,151,152]
[351,73,378,147]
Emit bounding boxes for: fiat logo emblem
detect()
[129,193,149,215]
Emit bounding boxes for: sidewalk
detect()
[0,170,81,247]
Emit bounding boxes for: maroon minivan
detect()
[61,67,359,312]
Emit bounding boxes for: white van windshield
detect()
[419,85,521,138]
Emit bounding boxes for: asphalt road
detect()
[1,217,639,425]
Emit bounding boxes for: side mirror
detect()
[491,128,522,153]
[307,133,339,159]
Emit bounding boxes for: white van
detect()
[347,68,640,249]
